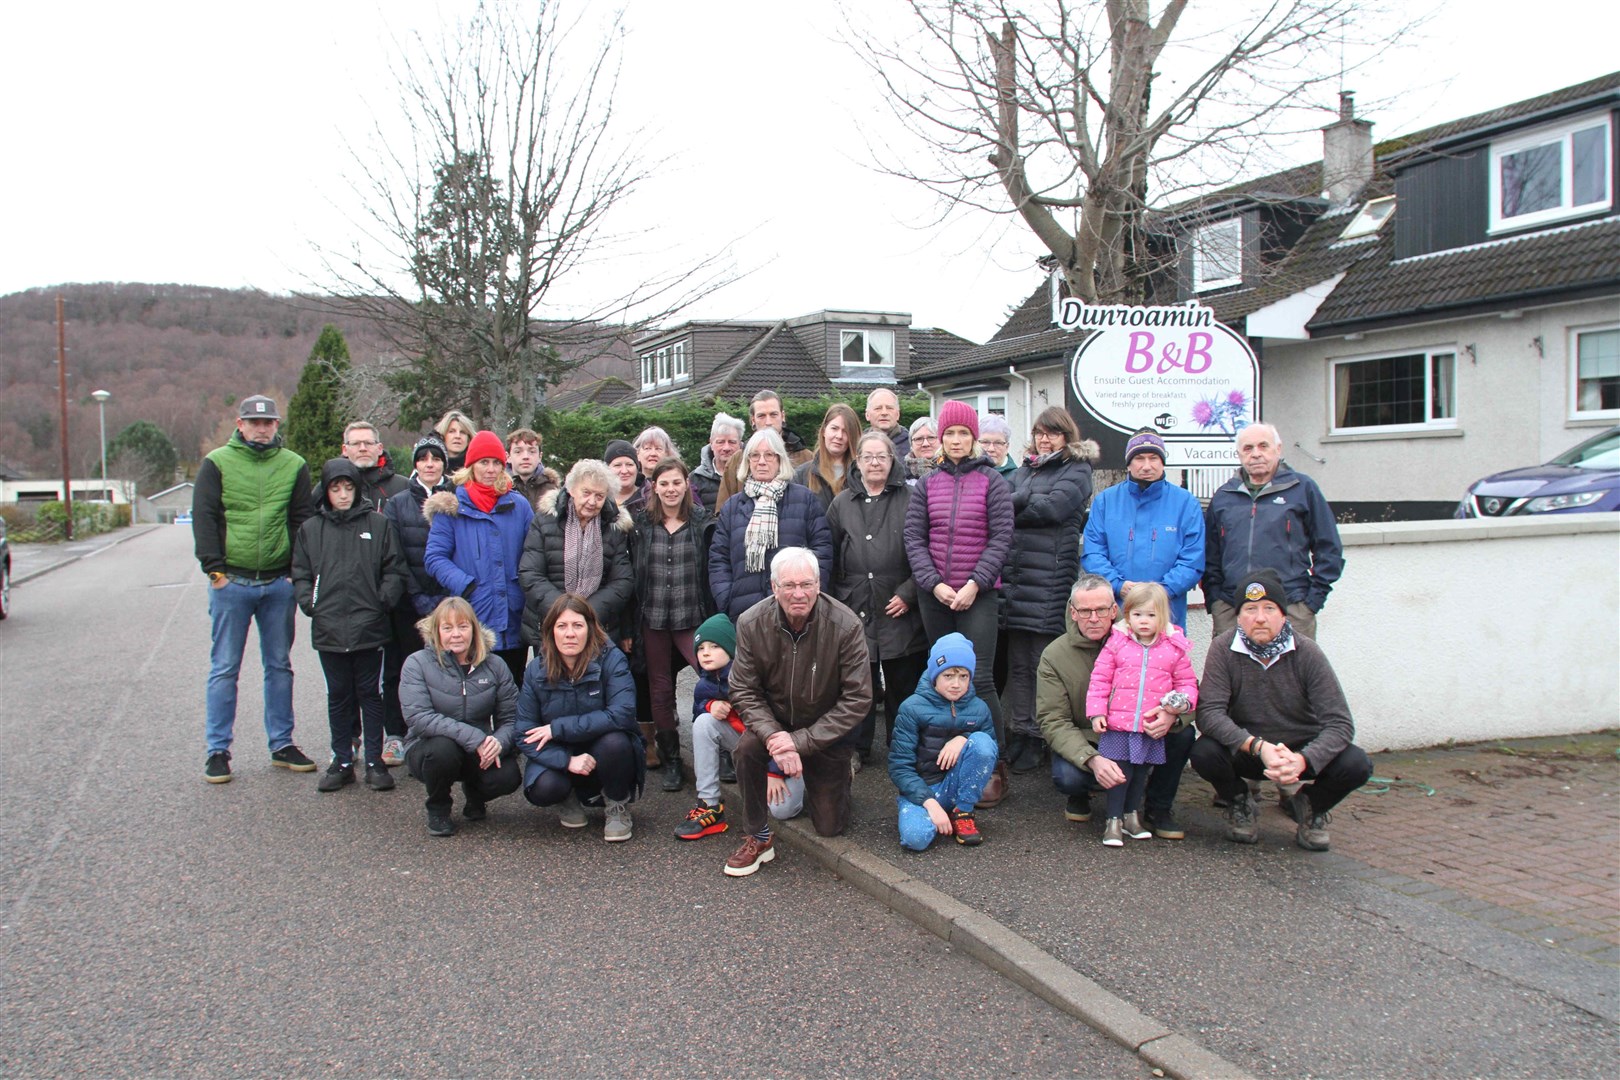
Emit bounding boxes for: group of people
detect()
[194,385,1369,875]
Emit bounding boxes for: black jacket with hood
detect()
[292,458,410,652]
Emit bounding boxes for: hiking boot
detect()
[271,744,317,772]
[1121,810,1152,840]
[1143,808,1185,840]
[426,808,456,837]
[462,798,487,821]
[556,791,587,829]
[1064,793,1091,822]
[1101,817,1125,847]
[717,749,736,784]
[364,764,395,791]
[674,802,728,840]
[1296,808,1332,851]
[204,751,232,784]
[1226,792,1259,844]
[317,762,355,793]
[380,736,405,767]
[603,799,633,842]
[952,811,982,846]
[723,834,775,877]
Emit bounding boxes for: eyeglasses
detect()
[775,580,818,594]
[857,454,890,465]
[1068,604,1115,620]
[979,438,1008,447]
[345,438,379,448]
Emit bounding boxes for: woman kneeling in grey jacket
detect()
[400,597,524,837]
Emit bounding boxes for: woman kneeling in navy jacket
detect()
[516,594,642,842]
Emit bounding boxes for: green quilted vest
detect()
[207,434,306,573]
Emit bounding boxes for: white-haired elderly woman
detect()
[518,457,636,656]
[904,415,940,484]
[689,412,745,512]
[709,428,833,622]
[978,414,1018,480]
[632,424,696,514]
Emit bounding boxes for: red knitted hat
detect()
[464,429,507,466]
[937,400,980,441]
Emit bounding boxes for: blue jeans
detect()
[897,731,998,851]
[205,576,297,754]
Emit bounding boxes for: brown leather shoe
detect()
[723,834,776,877]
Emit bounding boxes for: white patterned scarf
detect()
[742,478,789,573]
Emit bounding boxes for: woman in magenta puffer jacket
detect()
[903,401,1013,744]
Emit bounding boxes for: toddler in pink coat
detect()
[1086,582,1197,847]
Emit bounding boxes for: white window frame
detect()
[671,341,688,381]
[1488,113,1613,233]
[1570,323,1620,421]
[639,340,691,392]
[945,392,1008,417]
[1192,218,1242,292]
[1337,196,1396,242]
[839,328,896,369]
[1329,346,1458,435]
[639,351,657,392]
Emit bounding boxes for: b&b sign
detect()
[1056,298,1259,468]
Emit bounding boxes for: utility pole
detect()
[56,295,74,541]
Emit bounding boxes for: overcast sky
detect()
[2,1,1615,344]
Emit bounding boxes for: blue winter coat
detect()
[1082,476,1206,628]
[384,477,456,616]
[422,486,535,651]
[693,663,731,722]
[887,669,994,805]
[708,482,832,622]
[513,644,640,791]
[1203,465,1343,612]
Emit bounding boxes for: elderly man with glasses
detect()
[722,547,873,877]
[1035,574,1197,837]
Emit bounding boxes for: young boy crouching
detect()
[889,633,997,849]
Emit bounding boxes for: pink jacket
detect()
[1085,625,1199,734]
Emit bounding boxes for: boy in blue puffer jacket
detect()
[888,633,997,850]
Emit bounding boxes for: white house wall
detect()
[1258,296,1619,506]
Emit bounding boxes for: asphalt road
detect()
[0,528,1146,1078]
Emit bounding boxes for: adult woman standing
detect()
[400,597,523,836]
[709,429,832,623]
[903,401,1012,749]
[793,403,860,513]
[904,416,940,484]
[434,410,477,473]
[423,430,535,687]
[518,458,635,651]
[1000,407,1098,773]
[978,415,1019,481]
[827,432,927,767]
[516,594,641,842]
[604,439,645,519]
[630,457,717,791]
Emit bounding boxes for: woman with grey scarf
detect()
[518,458,636,660]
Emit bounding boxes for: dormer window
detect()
[841,328,895,369]
[1192,218,1242,291]
[1337,196,1395,242]
[638,340,689,391]
[1490,114,1611,233]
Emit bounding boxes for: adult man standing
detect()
[1204,423,1342,640]
[1082,429,1205,630]
[193,395,317,783]
[864,387,910,459]
[1036,575,1195,839]
[723,547,872,877]
[715,390,814,506]
[340,421,410,509]
[688,412,744,512]
[1191,569,1371,850]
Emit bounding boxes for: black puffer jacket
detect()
[825,474,926,662]
[1001,442,1098,635]
[398,630,518,756]
[384,476,456,615]
[291,459,410,652]
[357,463,410,510]
[518,487,636,645]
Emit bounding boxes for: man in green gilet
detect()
[192,395,317,783]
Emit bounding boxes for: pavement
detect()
[4,525,1616,1078]
[8,522,165,584]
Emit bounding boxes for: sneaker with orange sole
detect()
[952,811,983,846]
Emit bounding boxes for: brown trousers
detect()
[734,730,853,837]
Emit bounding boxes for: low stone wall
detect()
[1182,514,1620,751]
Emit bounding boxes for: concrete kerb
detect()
[12,524,162,585]
[766,810,1256,1080]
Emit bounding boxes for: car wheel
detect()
[0,562,9,620]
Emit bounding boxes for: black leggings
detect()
[1103,760,1150,818]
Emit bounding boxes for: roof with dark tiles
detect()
[681,323,836,402]
[546,376,637,412]
[910,327,976,370]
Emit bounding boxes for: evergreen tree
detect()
[283,325,352,464]
[107,420,179,494]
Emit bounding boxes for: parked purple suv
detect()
[1455,426,1620,518]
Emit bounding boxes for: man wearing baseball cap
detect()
[1189,568,1371,851]
[192,394,317,784]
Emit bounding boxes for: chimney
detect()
[1322,91,1374,206]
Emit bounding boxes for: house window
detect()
[638,341,691,392]
[1490,115,1612,232]
[1337,196,1395,242]
[945,392,1008,417]
[840,328,895,368]
[1332,349,1456,432]
[671,341,688,380]
[1572,326,1620,418]
[1192,218,1242,292]
[639,352,656,391]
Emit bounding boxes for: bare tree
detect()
[320,0,731,430]
[853,1,1410,304]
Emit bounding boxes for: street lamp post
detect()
[91,389,111,502]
